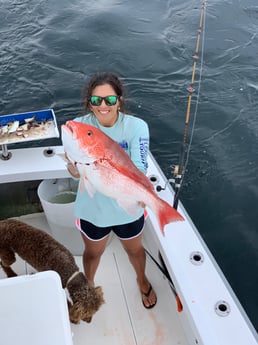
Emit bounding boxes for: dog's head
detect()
[68,286,104,324]
[67,273,105,324]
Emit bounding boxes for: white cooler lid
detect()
[0,271,73,345]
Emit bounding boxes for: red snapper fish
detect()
[61,120,184,235]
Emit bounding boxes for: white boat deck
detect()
[1,147,258,344]
[0,213,188,345]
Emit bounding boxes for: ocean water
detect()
[1,0,258,331]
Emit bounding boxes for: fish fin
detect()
[82,176,96,197]
[107,159,155,192]
[76,164,95,197]
[155,199,184,236]
[117,199,140,216]
[78,178,85,194]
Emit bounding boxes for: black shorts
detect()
[76,215,145,241]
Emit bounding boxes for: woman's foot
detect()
[139,281,157,309]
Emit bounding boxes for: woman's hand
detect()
[67,162,80,178]
[65,152,80,178]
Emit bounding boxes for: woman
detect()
[67,72,157,309]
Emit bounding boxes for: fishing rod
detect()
[145,248,183,312]
[147,1,207,313]
[172,0,207,209]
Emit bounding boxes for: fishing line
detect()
[172,0,207,209]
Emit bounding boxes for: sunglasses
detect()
[89,95,119,106]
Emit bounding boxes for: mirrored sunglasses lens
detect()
[90,96,102,106]
[105,96,118,106]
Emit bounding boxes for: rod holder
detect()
[1,144,12,160]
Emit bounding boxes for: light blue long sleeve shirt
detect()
[72,112,149,227]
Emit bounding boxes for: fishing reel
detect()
[156,179,174,192]
[152,164,184,210]
[154,165,182,192]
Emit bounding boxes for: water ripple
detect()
[1,0,258,330]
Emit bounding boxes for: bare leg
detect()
[120,233,157,308]
[80,233,110,284]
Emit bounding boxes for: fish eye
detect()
[87,130,93,136]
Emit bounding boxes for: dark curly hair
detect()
[82,72,126,114]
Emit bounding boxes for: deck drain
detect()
[190,251,204,265]
[215,300,231,317]
[149,174,159,185]
[43,148,55,157]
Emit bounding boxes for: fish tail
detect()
[155,199,184,236]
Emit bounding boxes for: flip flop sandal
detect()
[141,284,157,309]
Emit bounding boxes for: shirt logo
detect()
[119,140,129,151]
[139,137,149,170]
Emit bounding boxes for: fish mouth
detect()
[66,121,74,134]
[63,121,76,138]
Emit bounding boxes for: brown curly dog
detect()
[0,218,104,324]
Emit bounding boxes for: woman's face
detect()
[90,84,120,127]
